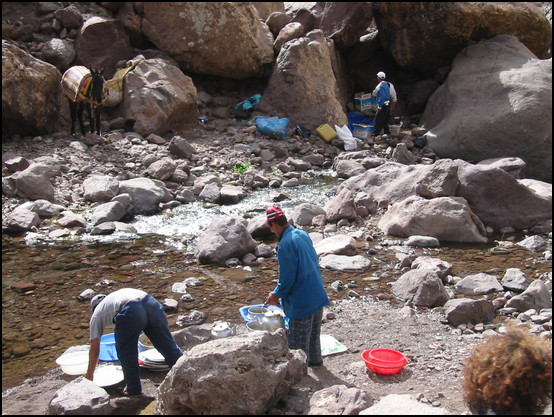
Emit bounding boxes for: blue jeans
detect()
[114,294,183,394]
[287,308,324,367]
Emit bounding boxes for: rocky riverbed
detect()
[2,115,552,414]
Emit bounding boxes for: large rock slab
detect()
[156,330,306,414]
[378,195,487,243]
[455,160,552,230]
[422,35,552,182]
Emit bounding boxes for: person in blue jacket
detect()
[264,205,330,367]
[372,71,397,136]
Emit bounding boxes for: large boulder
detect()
[258,30,348,130]
[455,159,552,230]
[156,330,306,414]
[74,16,132,79]
[421,35,552,182]
[443,298,496,326]
[122,59,198,136]
[194,216,258,264]
[2,41,65,136]
[391,269,450,307]
[48,377,112,415]
[378,195,488,243]
[504,280,552,312]
[141,2,274,79]
[373,3,551,74]
[118,177,167,215]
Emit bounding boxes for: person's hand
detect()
[265,292,279,306]
[84,370,94,381]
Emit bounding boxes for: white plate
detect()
[93,365,124,387]
[140,349,166,363]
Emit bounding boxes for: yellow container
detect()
[316,124,338,143]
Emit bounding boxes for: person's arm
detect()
[265,292,279,305]
[84,338,100,381]
[389,83,398,112]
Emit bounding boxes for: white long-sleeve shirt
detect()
[372,81,397,104]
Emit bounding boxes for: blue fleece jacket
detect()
[375,81,391,108]
[273,226,330,319]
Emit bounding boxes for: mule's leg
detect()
[77,102,86,134]
[94,106,102,136]
[69,100,77,134]
[87,103,94,135]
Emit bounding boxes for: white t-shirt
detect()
[89,288,147,340]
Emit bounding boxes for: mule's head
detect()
[89,67,107,105]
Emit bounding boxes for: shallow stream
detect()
[2,179,551,392]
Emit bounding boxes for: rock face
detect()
[258,30,348,129]
[156,329,306,415]
[141,2,274,79]
[2,40,65,136]
[373,2,552,74]
[122,58,199,136]
[421,35,552,182]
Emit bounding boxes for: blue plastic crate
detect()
[352,123,374,139]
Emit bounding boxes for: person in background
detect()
[85,288,183,396]
[264,205,330,367]
[372,71,397,137]
[462,326,552,415]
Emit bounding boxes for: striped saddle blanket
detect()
[61,66,92,102]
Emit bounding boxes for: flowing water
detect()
[2,177,551,392]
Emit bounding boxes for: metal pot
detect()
[211,322,235,339]
[247,306,267,322]
[261,310,286,332]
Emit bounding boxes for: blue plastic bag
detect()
[235,94,262,111]
[255,116,289,139]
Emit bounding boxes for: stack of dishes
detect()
[138,349,170,371]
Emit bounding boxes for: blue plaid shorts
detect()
[287,308,324,366]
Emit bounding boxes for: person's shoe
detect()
[122,388,142,397]
[308,361,323,367]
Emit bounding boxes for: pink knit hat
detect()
[266,205,285,222]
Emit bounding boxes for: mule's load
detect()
[61,66,107,135]
[61,66,95,103]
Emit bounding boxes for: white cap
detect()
[377,71,386,79]
[91,294,106,311]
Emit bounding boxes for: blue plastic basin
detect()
[99,333,118,361]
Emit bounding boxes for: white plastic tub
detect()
[55,351,89,375]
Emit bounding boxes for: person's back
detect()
[277,226,328,319]
[375,80,391,108]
